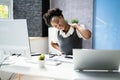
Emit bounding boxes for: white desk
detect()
[0,56,74,80]
[1,56,120,80]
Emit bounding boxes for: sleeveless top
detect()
[57,28,82,55]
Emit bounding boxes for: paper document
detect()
[46,55,73,63]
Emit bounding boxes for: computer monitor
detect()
[73,49,120,71]
[0,19,31,58]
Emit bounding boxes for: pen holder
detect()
[38,54,45,68]
[39,60,45,68]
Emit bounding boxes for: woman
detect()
[43,8,91,55]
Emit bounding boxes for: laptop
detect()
[73,49,120,71]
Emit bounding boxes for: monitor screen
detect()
[0,19,31,58]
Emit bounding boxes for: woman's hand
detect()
[71,23,91,39]
[71,23,80,29]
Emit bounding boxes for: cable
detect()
[8,73,15,80]
[0,52,22,80]
[0,52,22,68]
[0,56,9,68]
[8,73,17,80]
[0,56,18,80]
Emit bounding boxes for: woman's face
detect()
[50,16,66,30]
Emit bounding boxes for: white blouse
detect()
[52,24,85,43]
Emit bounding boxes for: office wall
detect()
[50,0,93,49]
[13,0,49,37]
[93,0,120,49]
[13,0,42,37]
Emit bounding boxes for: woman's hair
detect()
[43,8,63,27]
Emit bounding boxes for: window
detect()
[0,0,13,19]
[0,5,9,18]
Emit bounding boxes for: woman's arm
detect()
[72,24,91,39]
[51,41,61,52]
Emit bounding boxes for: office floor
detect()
[21,75,54,80]
[0,71,54,80]
[0,73,54,80]
[0,71,17,80]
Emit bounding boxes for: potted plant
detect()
[38,54,45,68]
[71,19,79,24]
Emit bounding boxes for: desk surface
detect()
[1,56,120,80]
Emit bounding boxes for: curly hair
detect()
[43,8,63,27]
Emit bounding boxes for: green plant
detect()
[38,54,45,61]
[71,19,79,24]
